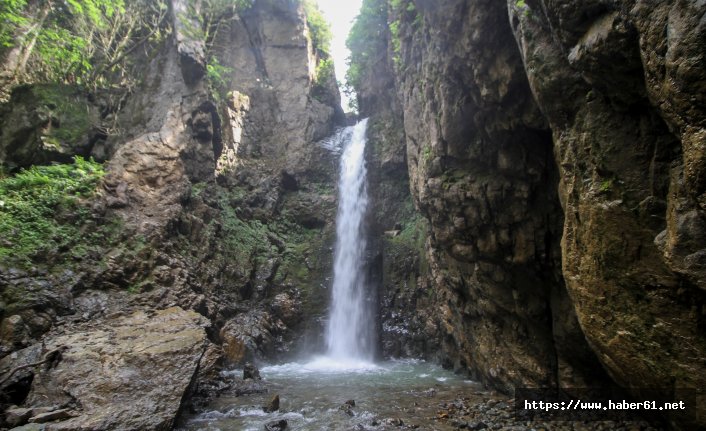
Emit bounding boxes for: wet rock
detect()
[5,406,33,426]
[0,84,101,169]
[0,344,42,404]
[8,424,45,431]
[422,388,437,397]
[0,315,29,352]
[232,378,268,396]
[28,408,76,423]
[264,419,287,431]
[467,421,488,430]
[271,293,302,327]
[220,310,282,366]
[170,0,206,85]
[243,363,261,380]
[382,417,404,427]
[339,401,355,417]
[263,394,279,413]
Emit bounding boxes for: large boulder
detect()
[220,309,285,366]
[2,307,208,430]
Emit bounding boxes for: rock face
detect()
[211,0,345,175]
[507,0,706,421]
[386,0,602,390]
[1,307,207,430]
[0,85,101,169]
[354,0,705,427]
[0,0,344,428]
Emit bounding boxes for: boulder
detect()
[264,419,287,431]
[263,394,279,413]
[243,362,261,380]
[28,408,76,423]
[220,310,283,366]
[4,406,33,427]
[10,307,208,430]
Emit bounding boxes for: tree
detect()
[0,0,169,97]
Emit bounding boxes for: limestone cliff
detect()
[353,0,705,427]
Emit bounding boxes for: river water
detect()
[182,359,482,431]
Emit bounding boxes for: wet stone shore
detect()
[179,361,663,431]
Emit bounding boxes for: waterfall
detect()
[325,118,374,362]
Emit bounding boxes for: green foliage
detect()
[0,157,105,265]
[514,0,531,17]
[197,0,253,103]
[599,178,613,193]
[303,0,332,57]
[345,0,387,93]
[422,145,432,163]
[388,0,419,69]
[206,55,233,102]
[213,188,272,264]
[0,0,28,47]
[35,27,92,84]
[389,211,426,252]
[200,0,254,47]
[312,57,334,102]
[388,19,401,68]
[1,0,169,95]
[314,57,334,87]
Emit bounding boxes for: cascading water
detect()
[324,118,375,363]
[182,118,483,431]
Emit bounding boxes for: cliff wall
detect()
[355,0,705,426]
[0,0,344,428]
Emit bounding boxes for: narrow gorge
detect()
[0,0,704,430]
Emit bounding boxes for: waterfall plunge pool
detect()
[181,359,483,431]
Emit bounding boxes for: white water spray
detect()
[324,119,375,363]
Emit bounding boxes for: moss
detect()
[389,210,427,254]
[271,215,323,284]
[422,146,432,163]
[599,178,614,194]
[29,84,97,147]
[310,182,334,195]
[190,181,209,198]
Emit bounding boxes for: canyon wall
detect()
[354,0,705,427]
[0,0,344,428]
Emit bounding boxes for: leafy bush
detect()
[314,58,334,87]
[206,55,233,101]
[303,0,332,57]
[345,0,388,93]
[0,157,105,264]
[1,0,169,97]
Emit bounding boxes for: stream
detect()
[181,358,483,431]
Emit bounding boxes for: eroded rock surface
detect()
[0,307,207,430]
[1,0,344,428]
[355,0,705,428]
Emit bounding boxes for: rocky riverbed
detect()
[179,361,662,431]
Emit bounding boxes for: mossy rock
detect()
[0,84,101,169]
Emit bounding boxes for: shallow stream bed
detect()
[180,358,487,431]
